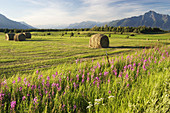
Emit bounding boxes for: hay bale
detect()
[14,33,26,41]
[5,33,15,40]
[24,32,31,38]
[89,34,109,48]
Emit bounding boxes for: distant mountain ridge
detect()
[0,14,35,29]
[67,11,170,30]
[67,21,108,29]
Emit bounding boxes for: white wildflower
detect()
[108,96,115,99]
[94,102,99,105]
[86,104,93,109]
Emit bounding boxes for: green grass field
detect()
[0,31,169,78]
[0,31,170,112]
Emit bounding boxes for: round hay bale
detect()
[5,33,15,40]
[14,33,26,41]
[89,34,109,48]
[24,32,31,38]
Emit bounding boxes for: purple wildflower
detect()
[127,84,130,87]
[19,87,22,91]
[52,83,56,87]
[36,70,39,74]
[87,76,90,82]
[104,71,109,76]
[118,72,122,78]
[22,96,26,101]
[125,74,128,79]
[82,74,85,79]
[108,90,111,94]
[108,79,110,83]
[58,86,61,91]
[82,79,84,83]
[17,77,21,82]
[33,97,38,104]
[12,80,15,84]
[52,74,56,79]
[47,76,50,81]
[99,72,102,76]
[74,105,76,109]
[96,77,99,81]
[76,74,79,81]
[11,101,16,109]
[56,71,58,76]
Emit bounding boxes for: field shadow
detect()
[109,46,151,49]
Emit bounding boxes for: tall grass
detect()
[0,46,169,112]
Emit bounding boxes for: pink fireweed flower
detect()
[113,70,117,76]
[19,87,22,91]
[118,72,122,78]
[144,59,147,62]
[125,74,128,79]
[0,93,4,100]
[108,79,110,83]
[99,72,102,76]
[82,74,85,79]
[127,84,130,87]
[46,81,50,87]
[56,83,59,87]
[108,90,111,94]
[73,82,76,88]
[87,76,90,82]
[24,78,26,82]
[22,96,26,101]
[17,77,21,82]
[93,80,96,85]
[96,77,99,81]
[47,76,50,81]
[74,105,76,109]
[52,74,56,79]
[36,70,39,74]
[82,79,84,83]
[143,65,146,71]
[76,59,79,64]
[111,65,114,69]
[76,74,79,81]
[12,80,15,84]
[104,71,109,76]
[59,78,61,82]
[91,75,94,79]
[57,86,61,91]
[52,83,56,87]
[11,101,16,109]
[33,97,38,104]
[27,94,30,96]
[97,82,100,88]
[67,76,69,81]
[56,71,58,76]
[87,72,89,76]
[133,63,136,67]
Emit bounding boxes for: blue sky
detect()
[0,0,170,27]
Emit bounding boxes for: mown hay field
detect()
[0,31,170,78]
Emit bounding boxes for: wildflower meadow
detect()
[0,46,169,112]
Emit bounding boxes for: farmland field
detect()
[0,31,169,78]
[0,31,170,112]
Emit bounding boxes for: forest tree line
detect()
[0,25,166,34]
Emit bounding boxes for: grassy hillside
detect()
[0,31,169,78]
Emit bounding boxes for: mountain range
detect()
[67,11,170,30]
[0,14,34,29]
[0,11,170,30]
